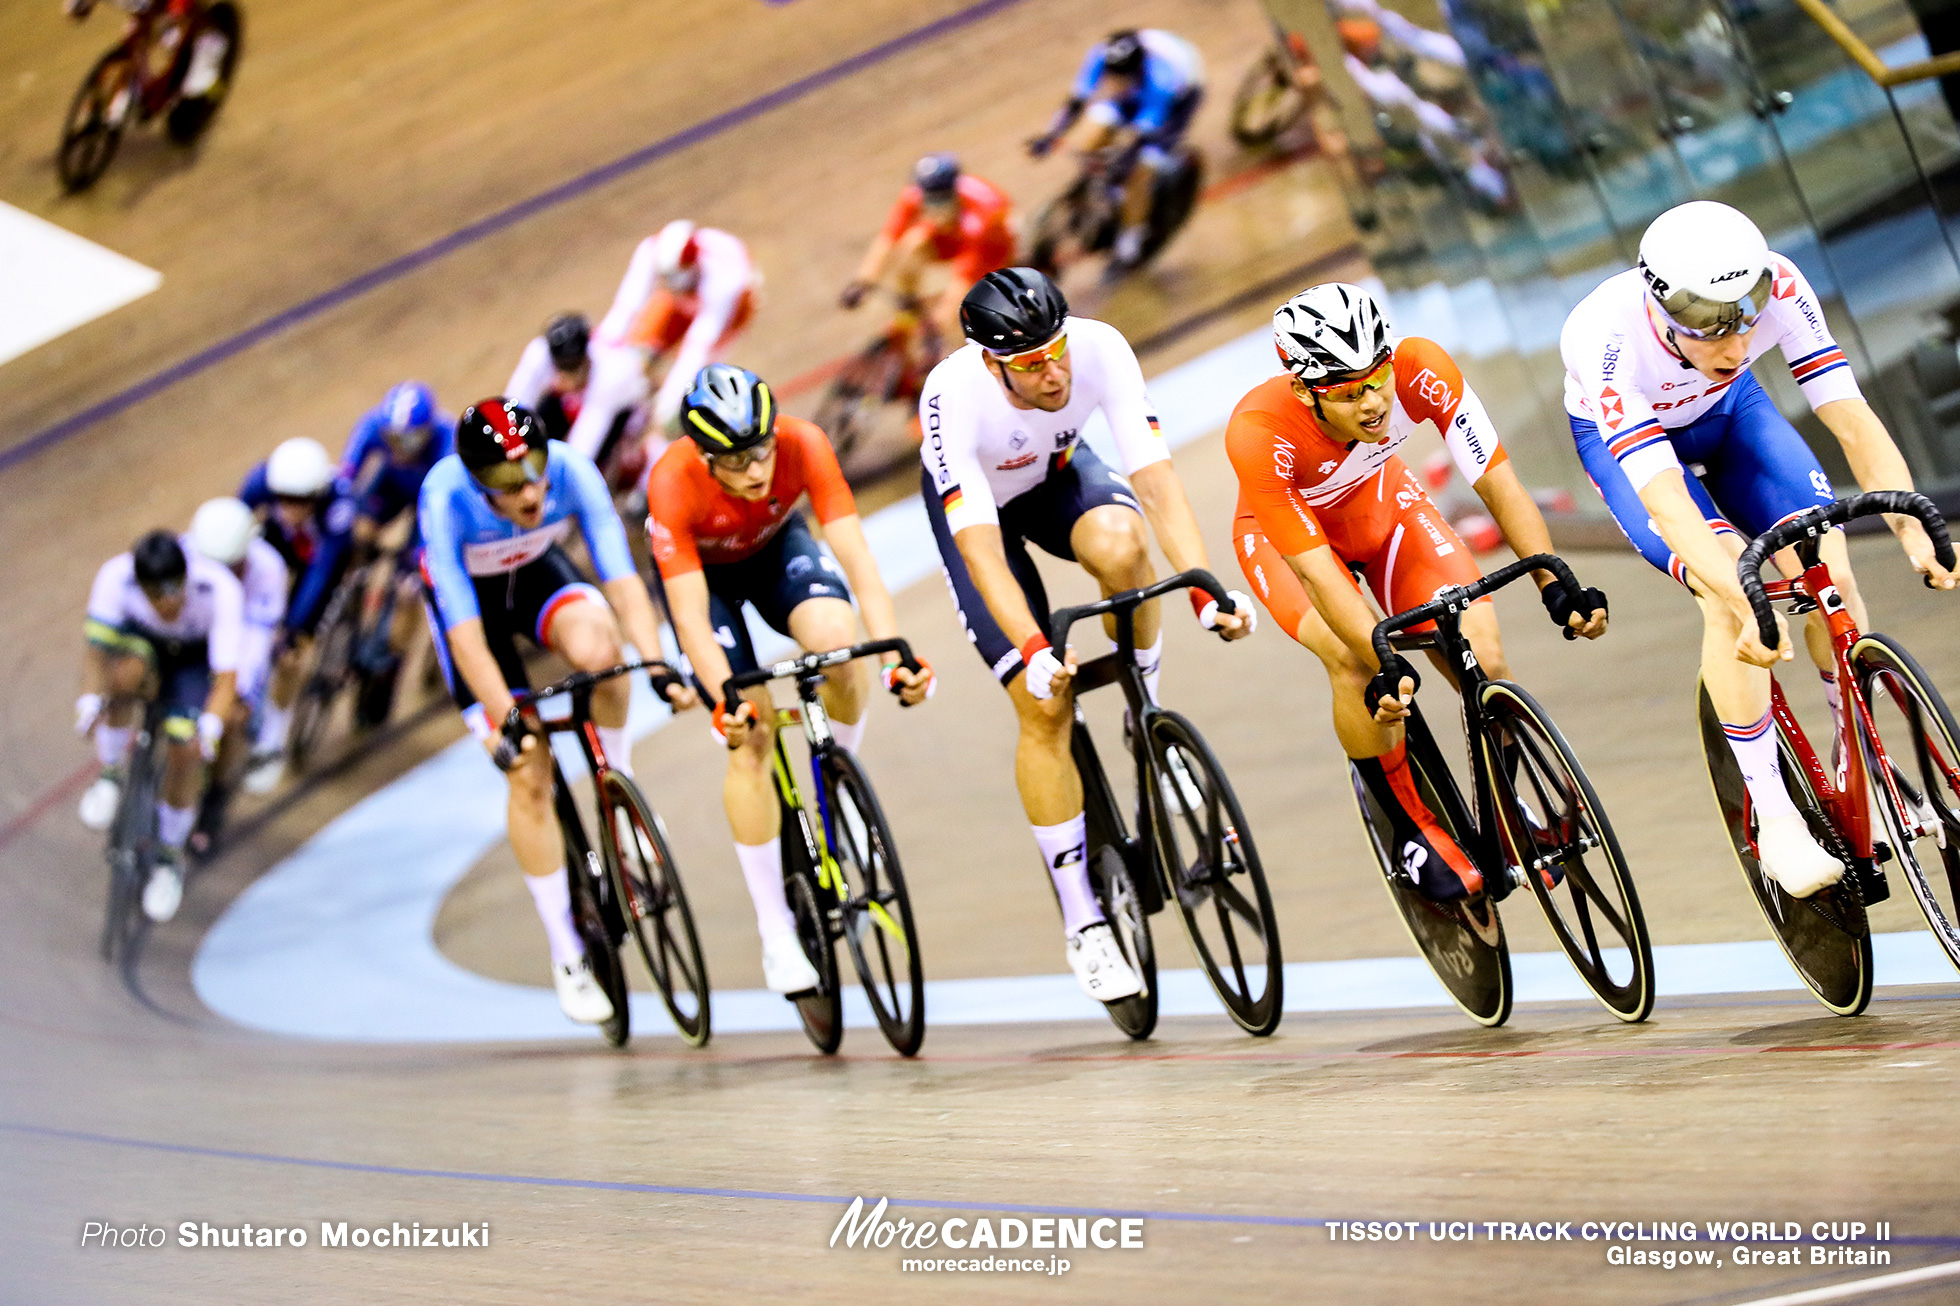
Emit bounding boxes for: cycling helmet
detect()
[456,398,546,478]
[265,437,335,497]
[653,219,700,289]
[1638,201,1774,339]
[381,381,438,438]
[133,529,188,588]
[960,267,1069,353]
[189,497,256,567]
[1103,29,1146,79]
[1273,283,1391,382]
[544,312,591,371]
[680,364,777,455]
[913,152,961,199]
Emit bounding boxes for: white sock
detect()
[830,712,866,755]
[1723,711,1798,822]
[157,802,196,850]
[524,867,586,967]
[96,725,131,770]
[256,701,291,753]
[1032,813,1102,936]
[1135,634,1163,706]
[597,724,633,778]
[736,838,797,942]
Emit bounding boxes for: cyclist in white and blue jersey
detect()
[420,399,690,1026]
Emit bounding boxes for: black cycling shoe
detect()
[1394,827,1484,903]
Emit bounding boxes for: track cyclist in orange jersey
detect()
[646,366,933,996]
[841,153,1017,360]
[623,221,762,434]
[1561,201,1958,898]
[1226,283,1609,904]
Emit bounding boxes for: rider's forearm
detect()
[663,571,736,704]
[81,642,109,697]
[823,517,896,647]
[854,234,896,287]
[955,525,1045,650]
[204,671,238,723]
[600,575,665,665]
[446,620,517,725]
[1045,97,1085,140]
[1473,461,1556,589]
[1131,461,1208,577]
[1817,398,1921,543]
[1291,550,1388,670]
[1638,471,1747,607]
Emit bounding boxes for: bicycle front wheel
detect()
[598,773,710,1046]
[1481,681,1653,1023]
[1855,634,1960,975]
[101,732,160,963]
[784,831,844,1055]
[288,577,361,771]
[823,749,924,1056]
[60,51,130,192]
[1146,710,1282,1035]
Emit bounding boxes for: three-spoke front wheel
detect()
[822,749,925,1056]
[599,773,711,1046]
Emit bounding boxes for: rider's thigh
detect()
[1295,603,1370,688]
[544,594,623,671]
[784,596,859,655]
[1456,601,1510,681]
[1006,667,1074,740]
[105,652,151,698]
[1070,503,1151,588]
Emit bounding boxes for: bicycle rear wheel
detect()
[1349,708,1511,1026]
[1481,681,1653,1022]
[784,830,843,1054]
[823,749,924,1056]
[165,0,241,143]
[1230,52,1306,146]
[598,773,710,1046]
[1696,682,1873,1015]
[287,575,361,771]
[60,50,131,192]
[1146,710,1281,1035]
[1091,845,1158,1040]
[568,845,630,1048]
[1854,634,1960,974]
[813,340,901,466]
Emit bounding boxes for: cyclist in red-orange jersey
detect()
[1226,283,1608,902]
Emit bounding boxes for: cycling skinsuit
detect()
[879,175,1016,285]
[646,415,857,675]
[338,399,455,551]
[920,315,1170,683]
[1073,29,1206,170]
[238,462,358,639]
[1226,337,1505,638]
[505,333,652,464]
[623,227,760,429]
[178,533,286,705]
[1560,257,1855,584]
[417,441,638,714]
[86,550,244,730]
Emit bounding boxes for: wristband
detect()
[1019,634,1051,665]
[1189,588,1211,619]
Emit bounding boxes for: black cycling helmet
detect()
[960,267,1069,353]
[133,529,188,588]
[1103,29,1146,79]
[543,312,590,372]
[680,364,777,455]
[913,152,961,199]
[456,398,548,491]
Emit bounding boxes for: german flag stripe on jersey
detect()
[1788,346,1848,385]
[1146,415,1161,434]
[941,484,965,514]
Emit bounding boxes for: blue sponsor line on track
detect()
[0,0,1030,476]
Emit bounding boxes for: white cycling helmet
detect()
[1273,282,1391,383]
[1638,201,1774,340]
[188,496,257,567]
[652,219,700,290]
[265,437,334,497]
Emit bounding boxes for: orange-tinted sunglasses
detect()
[991,332,1068,373]
[1308,356,1393,404]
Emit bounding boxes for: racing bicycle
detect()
[1047,570,1281,1040]
[722,639,929,1056]
[286,555,418,771]
[98,697,170,965]
[813,290,940,475]
[59,0,241,192]
[501,660,710,1047]
[1702,491,1959,1016]
[1024,142,1203,280]
[1230,26,1320,149]
[1353,553,1654,1027]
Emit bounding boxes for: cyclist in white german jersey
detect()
[921,268,1253,1003]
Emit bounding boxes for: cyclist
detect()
[183,496,287,845]
[622,220,761,433]
[647,365,933,995]
[237,436,356,791]
[1227,282,1607,903]
[420,399,691,1025]
[1027,29,1206,271]
[840,153,1017,356]
[62,0,229,99]
[1562,200,1956,897]
[506,311,656,469]
[921,267,1252,1002]
[77,530,242,922]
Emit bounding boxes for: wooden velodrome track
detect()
[5,1,1960,1301]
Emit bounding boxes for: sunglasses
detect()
[990,332,1068,373]
[472,445,549,494]
[1308,355,1394,403]
[140,578,186,600]
[708,436,777,472]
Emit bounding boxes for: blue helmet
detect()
[913,152,961,199]
[381,381,439,439]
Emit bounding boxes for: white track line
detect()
[1726,1257,1960,1305]
[0,203,161,366]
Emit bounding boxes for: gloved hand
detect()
[1019,636,1068,701]
[490,723,529,773]
[712,698,758,749]
[1365,653,1422,718]
[197,711,225,763]
[1195,589,1258,638]
[75,692,104,737]
[1541,579,1609,640]
[839,280,871,311]
[882,657,936,705]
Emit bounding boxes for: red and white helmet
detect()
[653,219,700,290]
[1273,283,1390,383]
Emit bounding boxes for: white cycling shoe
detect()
[1756,812,1845,898]
[142,855,184,923]
[241,751,286,796]
[1067,922,1143,1002]
[78,773,122,831]
[762,933,820,996]
[552,958,615,1024]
